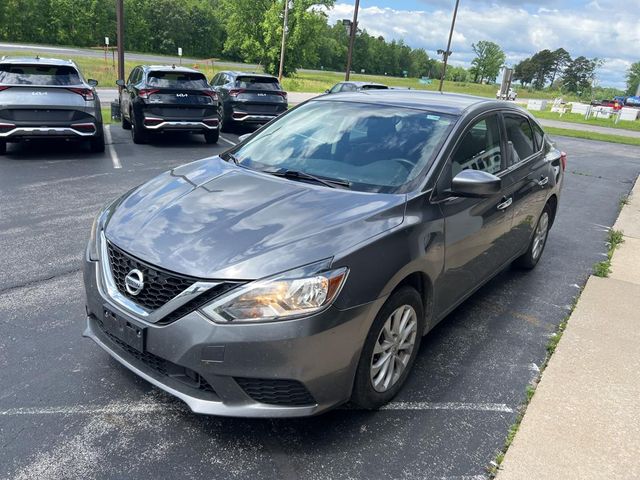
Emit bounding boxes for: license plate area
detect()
[102,307,147,352]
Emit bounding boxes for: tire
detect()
[122,108,132,130]
[0,140,6,155]
[219,105,233,133]
[514,203,552,269]
[351,286,425,409]
[89,127,105,153]
[204,129,219,144]
[130,111,148,144]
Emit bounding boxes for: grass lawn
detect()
[546,126,640,147]
[531,109,640,133]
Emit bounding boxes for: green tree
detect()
[562,56,602,94]
[513,58,536,87]
[529,49,555,89]
[469,41,505,84]
[626,61,640,96]
[548,48,571,86]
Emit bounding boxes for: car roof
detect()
[220,71,278,80]
[142,65,203,74]
[0,56,77,67]
[339,81,387,87]
[313,89,519,116]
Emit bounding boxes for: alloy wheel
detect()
[370,304,418,393]
[532,211,549,260]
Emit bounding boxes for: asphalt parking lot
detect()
[1,130,639,480]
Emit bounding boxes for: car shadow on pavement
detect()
[1,139,104,160]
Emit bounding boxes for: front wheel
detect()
[351,286,424,409]
[514,204,551,269]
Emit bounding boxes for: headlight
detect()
[87,200,116,260]
[200,263,349,323]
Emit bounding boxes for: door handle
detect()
[537,176,549,187]
[497,197,513,210]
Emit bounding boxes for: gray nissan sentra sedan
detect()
[83,90,565,417]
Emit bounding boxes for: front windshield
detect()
[232,100,457,193]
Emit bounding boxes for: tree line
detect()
[1,0,636,94]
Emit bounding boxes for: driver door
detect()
[434,113,515,315]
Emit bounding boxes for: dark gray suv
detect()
[83,90,564,417]
[0,56,104,154]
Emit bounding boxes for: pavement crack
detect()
[0,267,82,295]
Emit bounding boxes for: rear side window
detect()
[147,71,209,89]
[0,64,81,85]
[451,115,503,177]
[235,76,281,91]
[361,84,389,90]
[504,114,535,163]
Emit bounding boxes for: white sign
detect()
[105,37,109,46]
[178,47,183,56]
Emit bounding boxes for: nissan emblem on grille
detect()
[124,269,145,296]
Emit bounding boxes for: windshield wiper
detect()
[222,152,240,165]
[264,169,351,189]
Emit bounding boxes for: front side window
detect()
[340,83,357,92]
[451,115,503,177]
[329,83,342,93]
[147,71,209,89]
[0,64,82,85]
[504,114,535,164]
[232,101,457,193]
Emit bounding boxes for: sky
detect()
[325,0,640,89]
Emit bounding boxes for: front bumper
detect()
[83,252,382,417]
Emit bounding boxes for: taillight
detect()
[71,122,96,133]
[0,122,15,133]
[67,87,95,101]
[143,117,163,126]
[560,151,567,171]
[138,89,159,99]
[0,86,11,92]
[202,90,218,101]
[276,91,287,100]
[229,89,245,97]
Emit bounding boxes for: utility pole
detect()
[278,0,289,82]
[116,0,125,87]
[438,0,460,92]
[345,0,360,81]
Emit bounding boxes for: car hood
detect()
[105,157,406,280]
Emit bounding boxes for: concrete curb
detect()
[496,175,640,480]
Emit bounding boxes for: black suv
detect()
[210,72,287,131]
[117,65,219,144]
[0,56,104,154]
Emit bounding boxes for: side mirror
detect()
[87,78,98,87]
[451,169,501,198]
[238,133,251,142]
[325,89,330,94]
[116,79,125,87]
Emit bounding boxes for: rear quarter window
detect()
[147,71,209,89]
[0,64,82,85]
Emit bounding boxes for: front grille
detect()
[107,242,195,311]
[235,377,316,406]
[98,320,216,395]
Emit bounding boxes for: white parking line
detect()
[0,400,513,416]
[104,125,122,169]
[219,134,237,146]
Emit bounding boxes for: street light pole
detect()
[278,0,289,82]
[345,0,360,81]
[438,0,460,92]
[116,0,125,87]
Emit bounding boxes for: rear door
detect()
[0,63,94,124]
[230,76,287,114]
[499,113,550,258]
[434,113,514,315]
[141,70,217,120]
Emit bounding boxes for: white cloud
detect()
[326,2,640,88]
